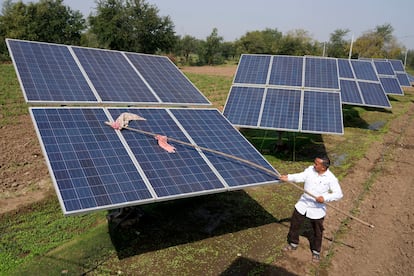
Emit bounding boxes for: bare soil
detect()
[1,65,413,275]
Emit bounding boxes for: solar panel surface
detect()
[7,39,210,106]
[223,54,344,135]
[31,107,279,215]
[337,59,391,108]
[7,39,97,103]
[379,77,404,95]
[72,47,158,103]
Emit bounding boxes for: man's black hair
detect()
[317,156,330,168]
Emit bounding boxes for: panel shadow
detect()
[107,190,280,259]
[220,256,299,276]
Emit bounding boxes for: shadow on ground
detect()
[220,256,299,276]
[108,190,288,259]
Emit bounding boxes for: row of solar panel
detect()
[223,54,410,135]
[7,39,210,105]
[31,107,279,215]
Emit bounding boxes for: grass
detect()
[1,62,413,275]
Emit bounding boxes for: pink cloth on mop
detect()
[155,135,176,153]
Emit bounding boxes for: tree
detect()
[327,29,350,58]
[175,35,200,65]
[198,28,224,65]
[235,28,282,55]
[88,0,176,53]
[0,0,86,60]
[352,23,403,58]
[278,29,319,56]
[0,0,85,43]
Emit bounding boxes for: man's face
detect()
[313,158,327,173]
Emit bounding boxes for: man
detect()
[279,156,343,262]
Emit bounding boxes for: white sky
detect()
[4,0,414,49]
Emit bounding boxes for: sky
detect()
[5,0,414,49]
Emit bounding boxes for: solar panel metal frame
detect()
[7,38,211,106]
[30,106,279,215]
[223,54,344,135]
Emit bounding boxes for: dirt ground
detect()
[1,65,413,275]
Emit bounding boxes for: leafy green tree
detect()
[327,29,350,58]
[235,28,282,55]
[278,29,319,56]
[88,0,176,53]
[353,23,403,58]
[198,28,224,65]
[175,35,200,65]
[0,0,86,60]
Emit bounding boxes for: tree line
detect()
[1,0,413,70]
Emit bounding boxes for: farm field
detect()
[1,63,413,275]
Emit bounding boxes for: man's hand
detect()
[279,175,288,182]
[316,196,325,203]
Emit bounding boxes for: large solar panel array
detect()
[7,39,210,105]
[31,107,279,215]
[223,54,344,135]
[8,39,281,215]
[338,58,391,108]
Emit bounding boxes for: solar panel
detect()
[125,53,210,105]
[30,107,154,215]
[72,47,158,104]
[396,72,411,87]
[338,59,355,79]
[357,82,391,108]
[340,79,363,105]
[338,59,391,108]
[31,107,279,215]
[7,38,210,106]
[302,90,343,134]
[379,77,403,95]
[260,88,301,131]
[389,59,405,72]
[233,54,271,84]
[6,39,97,103]
[268,56,303,87]
[351,60,378,81]
[373,60,395,75]
[304,57,339,90]
[223,54,343,135]
[222,86,264,127]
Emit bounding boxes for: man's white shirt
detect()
[287,166,343,219]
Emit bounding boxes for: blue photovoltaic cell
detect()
[396,73,411,87]
[373,60,395,75]
[389,59,405,72]
[109,108,225,198]
[358,82,391,107]
[337,59,355,79]
[171,109,279,187]
[351,60,378,81]
[340,80,363,105]
[125,53,210,105]
[260,88,301,130]
[304,57,339,89]
[31,108,153,215]
[379,77,403,95]
[222,87,264,126]
[7,39,96,103]
[72,47,158,103]
[268,56,303,87]
[302,91,343,134]
[234,55,271,84]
